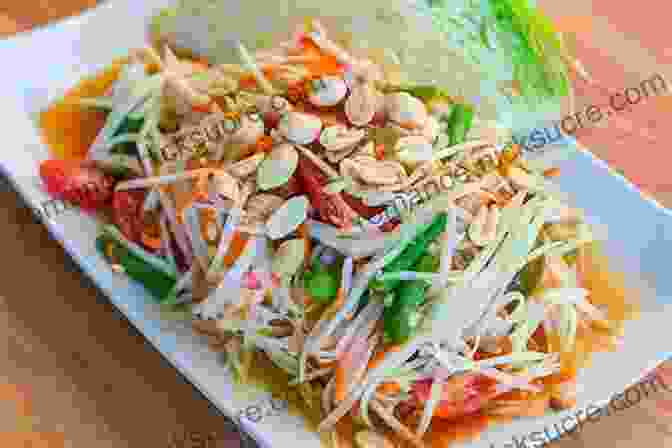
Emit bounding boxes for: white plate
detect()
[1,1,672,447]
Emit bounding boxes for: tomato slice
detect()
[112,190,146,243]
[39,158,113,210]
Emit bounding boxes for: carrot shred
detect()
[286,81,308,104]
[543,167,561,178]
[367,345,402,370]
[333,288,345,311]
[374,143,386,161]
[255,135,274,154]
[369,346,404,395]
[377,382,401,395]
[296,223,311,268]
[189,59,210,71]
[192,100,214,114]
[398,120,417,130]
[141,232,162,250]
[497,144,521,176]
[238,74,258,90]
[221,231,249,268]
[296,37,344,77]
[334,360,347,402]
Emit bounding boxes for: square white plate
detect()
[1,1,672,447]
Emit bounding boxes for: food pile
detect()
[37,19,636,448]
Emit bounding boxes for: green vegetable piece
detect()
[110,116,144,155]
[370,213,447,293]
[96,236,176,301]
[383,302,416,346]
[115,115,145,136]
[415,253,440,274]
[305,268,339,303]
[563,249,578,266]
[518,255,544,296]
[393,84,450,103]
[383,254,439,344]
[488,0,569,101]
[448,103,475,147]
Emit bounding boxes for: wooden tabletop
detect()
[1,2,671,448]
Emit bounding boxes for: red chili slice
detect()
[112,190,146,243]
[411,374,499,421]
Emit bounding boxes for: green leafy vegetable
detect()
[423,0,570,104]
[487,0,569,102]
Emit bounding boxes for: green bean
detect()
[369,213,447,293]
[96,235,176,301]
[383,254,439,343]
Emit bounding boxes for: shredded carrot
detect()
[543,167,561,178]
[189,59,210,71]
[296,223,311,268]
[377,382,401,395]
[544,370,576,386]
[333,287,345,311]
[374,143,386,161]
[286,81,308,103]
[367,345,402,370]
[319,359,336,368]
[498,144,521,176]
[255,135,274,154]
[141,232,162,250]
[334,360,347,402]
[221,231,249,268]
[192,100,214,114]
[193,190,209,202]
[239,74,258,90]
[398,120,418,130]
[296,37,344,77]
[222,111,240,120]
[366,345,404,395]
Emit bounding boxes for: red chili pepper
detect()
[295,155,359,229]
[263,110,282,129]
[341,193,385,219]
[112,190,146,243]
[380,220,399,232]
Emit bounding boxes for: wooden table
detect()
[1,2,671,447]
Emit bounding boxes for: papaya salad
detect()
[37,19,638,448]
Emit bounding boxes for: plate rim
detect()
[1,2,671,447]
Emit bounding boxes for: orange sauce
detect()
[38,57,129,160]
[422,413,491,448]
